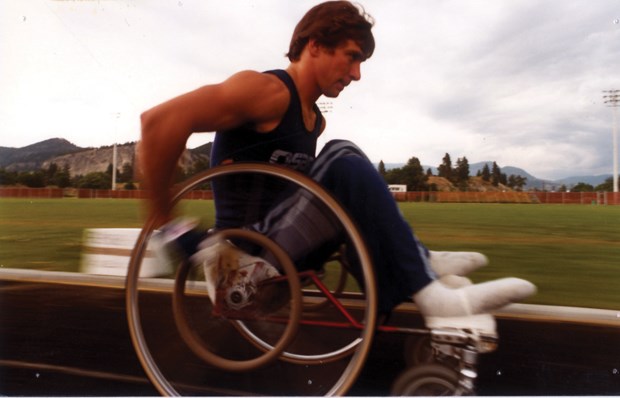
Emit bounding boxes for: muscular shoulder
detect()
[227,70,284,91]
[226,71,289,112]
[222,70,290,132]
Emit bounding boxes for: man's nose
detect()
[350,62,361,81]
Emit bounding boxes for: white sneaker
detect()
[426,275,497,336]
[414,277,536,319]
[192,237,281,311]
[428,250,488,277]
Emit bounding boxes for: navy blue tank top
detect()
[210,69,323,228]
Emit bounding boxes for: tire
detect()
[126,163,378,396]
[391,364,460,396]
[404,335,436,366]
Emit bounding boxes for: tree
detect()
[77,172,112,189]
[383,156,428,191]
[481,163,491,182]
[507,174,527,191]
[188,156,210,177]
[46,162,59,182]
[118,162,134,183]
[571,182,594,192]
[17,171,46,187]
[500,172,508,186]
[454,157,470,190]
[0,168,18,186]
[491,162,501,186]
[437,153,453,182]
[52,164,71,188]
[401,156,428,191]
[378,160,387,177]
[594,177,619,192]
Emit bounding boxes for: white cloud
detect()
[1,0,619,180]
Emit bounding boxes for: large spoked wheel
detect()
[172,228,303,372]
[391,364,460,396]
[126,163,378,396]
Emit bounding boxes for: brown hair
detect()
[286,1,375,62]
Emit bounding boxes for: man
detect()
[140,1,535,325]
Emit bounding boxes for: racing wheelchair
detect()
[126,163,498,396]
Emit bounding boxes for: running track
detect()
[1,269,619,396]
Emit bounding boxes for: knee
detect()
[332,155,374,175]
[320,140,366,158]
[323,155,378,191]
[324,139,355,147]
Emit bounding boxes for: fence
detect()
[393,191,537,204]
[527,191,620,205]
[0,187,64,198]
[1,188,618,205]
[393,191,620,205]
[0,188,213,201]
[75,189,212,199]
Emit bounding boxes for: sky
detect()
[1,0,619,180]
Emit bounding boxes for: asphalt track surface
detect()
[1,269,620,396]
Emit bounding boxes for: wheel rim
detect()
[126,163,378,396]
[172,228,302,372]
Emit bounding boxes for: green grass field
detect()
[1,198,619,310]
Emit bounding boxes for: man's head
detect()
[287,1,375,62]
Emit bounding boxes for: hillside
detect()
[42,144,138,177]
[0,138,84,172]
[1,139,612,189]
[1,138,212,177]
[391,161,611,191]
[428,176,511,192]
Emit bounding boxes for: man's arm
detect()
[139,70,289,226]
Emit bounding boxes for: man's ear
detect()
[307,38,322,57]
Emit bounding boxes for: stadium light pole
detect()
[112,143,117,190]
[112,112,120,191]
[603,90,619,193]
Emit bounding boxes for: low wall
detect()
[0,187,64,198]
[1,188,618,205]
[393,191,619,205]
[76,189,149,199]
[529,191,620,205]
[0,188,210,200]
[394,191,538,204]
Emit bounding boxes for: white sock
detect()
[429,250,488,277]
[439,274,472,288]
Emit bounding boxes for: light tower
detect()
[602,90,619,193]
[112,112,120,190]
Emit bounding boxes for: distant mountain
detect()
[190,142,213,157]
[554,175,612,187]
[470,162,611,190]
[469,162,548,190]
[379,161,612,190]
[41,143,138,177]
[1,139,612,189]
[0,138,85,172]
[1,139,212,178]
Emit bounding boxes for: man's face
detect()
[315,39,365,98]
